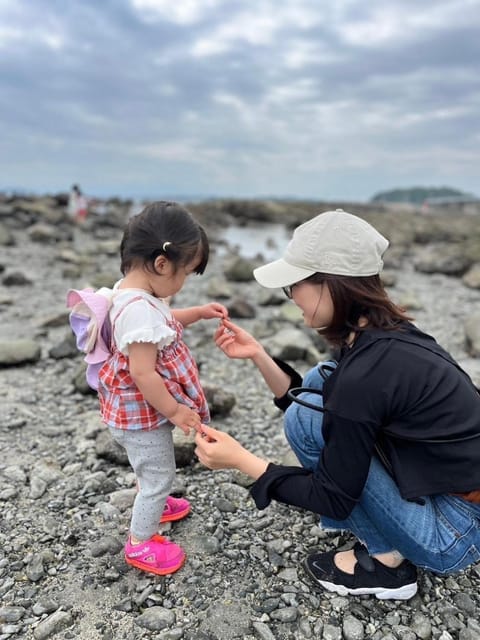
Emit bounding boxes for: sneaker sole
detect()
[316,578,418,600]
[304,561,418,600]
[160,505,191,523]
[125,553,186,576]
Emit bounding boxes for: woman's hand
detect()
[200,302,229,320]
[195,425,269,479]
[194,425,244,469]
[214,318,263,360]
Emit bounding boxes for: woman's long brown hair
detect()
[307,273,413,346]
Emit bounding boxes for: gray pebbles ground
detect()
[1,207,480,640]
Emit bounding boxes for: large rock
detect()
[414,245,473,276]
[263,327,323,365]
[206,276,234,299]
[463,264,480,289]
[257,289,286,306]
[73,363,96,395]
[0,339,41,365]
[49,334,78,359]
[204,385,236,417]
[33,610,73,640]
[95,429,130,466]
[227,298,256,318]
[172,429,197,467]
[223,256,256,282]
[28,222,65,243]
[0,223,15,246]
[89,272,119,289]
[14,197,65,224]
[2,270,33,286]
[134,607,176,631]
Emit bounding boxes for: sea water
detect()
[219,223,289,260]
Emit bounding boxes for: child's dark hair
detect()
[120,201,209,276]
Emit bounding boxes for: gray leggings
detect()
[109,426,175,540]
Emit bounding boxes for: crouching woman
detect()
[195,209,480,600]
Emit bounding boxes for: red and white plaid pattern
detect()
[98,314,209,430]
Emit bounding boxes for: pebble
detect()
[2,466,27,484]
[33,610,73,640]
[90,535,123,557]
[410,612,432,639]
[160,629,184,640]
[269,606,298,622]
[0,607,25,623]
[26,555,45,583]
[201,536,221,554]
[454,592,477,615]
[1,624,22,637]
[31,601,59,616]
[323,623,342,640]
[252,621,277,640]
[343,615,365,640]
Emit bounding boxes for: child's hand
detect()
[168,404,201,435]
[200,302,228,320]
[214,318,262,359]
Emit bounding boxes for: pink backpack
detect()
[67,288,114,390]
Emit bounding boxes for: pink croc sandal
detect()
[125,534,185,576]
[160,496,191,523]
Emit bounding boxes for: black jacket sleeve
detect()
[249,412,379,520]
[271,357,303,412]
[249,461,361,520]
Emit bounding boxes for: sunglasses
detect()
[283,278,323,299]
[282,283,297,299]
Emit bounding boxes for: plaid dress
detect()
[98,296,210,430]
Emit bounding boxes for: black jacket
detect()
[250,323,480,520]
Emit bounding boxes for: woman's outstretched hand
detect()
[194,425,244,469]
[214,319,262,360]
[195,425,269,479]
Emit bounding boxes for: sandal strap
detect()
[353,545,376,572]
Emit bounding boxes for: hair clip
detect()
[162,241,172,252]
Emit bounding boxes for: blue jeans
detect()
[284,362,480,574]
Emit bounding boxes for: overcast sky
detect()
[1,0,479,201]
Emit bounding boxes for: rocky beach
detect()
[1,195,480,640]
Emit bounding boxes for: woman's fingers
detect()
[214,329,236,346]
[214,324,235,342]
[215,334,235,349]
[198,424,219,441]
[195,426,220,465]
[222,318,239,330]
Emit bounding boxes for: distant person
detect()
[68,184,89,223]
[97,202,228,575]
[195,209,480,600]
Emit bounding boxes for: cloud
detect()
[132,0,223,26]
[0,0,479,199]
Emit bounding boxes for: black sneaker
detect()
[304,543,418,600]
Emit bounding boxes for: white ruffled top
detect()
[110,283,176,356]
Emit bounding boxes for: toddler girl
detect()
[98,201,227,575]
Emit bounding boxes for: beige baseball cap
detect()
[253,209,389,288]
